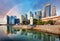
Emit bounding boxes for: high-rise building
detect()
[37,10,42,19]
[34,12,37,19]
[30,11,33,17]
[20,15,24,24]
[15,18,20,25]
[43,9,46,17]
[52,6,56,16]
[7,16,10,24]
[24,14,27,20]
[39,11,42,18]
[26,14,27,19]
[7,16,16,24]
[45,3,51,17]
[42,10,45,18]
[11,16,16,24]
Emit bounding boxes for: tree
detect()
[33,19,37,25]
[37,19,42,25]
[47,20,54,25]
[22,20,30,25]
[27,20,30,24]
[41,21,47,25]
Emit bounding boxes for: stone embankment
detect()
[13,25,60,35]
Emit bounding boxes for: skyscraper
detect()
[15,18,20,25]
[34,12,37,19]
[37,10,42,19]
[39,11,42,18]
[20,15,24,24]
[7,16,16,24]
[30,11,33,17]
[7,16,10,24]
[45,3,51,17]
[11,16,16,24]
[43,9,46,18]
[52,6,56,16]
[24,14,27,20]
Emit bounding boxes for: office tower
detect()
[7,16,10,24]
[15,18,20,25]
[39,11,42,18]
[52,6,56,16]
[34,12,37,19]
[23,14,28,24]
[11,16,16,24]
[25,14,27,19]
[37,10,42,19]
[20,15,24,24]
[43,9,46,18]
[7,16,16,24]
[45,3,51,17]
[42,10,45,18]
[20,15,22,24]
[24,14,27,20]
[30,11,33,17]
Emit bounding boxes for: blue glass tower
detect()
[15,18,20,25]
[11,16,16,24]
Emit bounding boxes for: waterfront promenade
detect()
[13,25,60,36]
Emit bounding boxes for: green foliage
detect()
[26,20,30,24]
[37,19,42,25]
[23,19,55,25]
[33,19,55,25]
[33,19,37,25]
[23,20,30,25]
[47,20,54,25]
[41,21,47,25]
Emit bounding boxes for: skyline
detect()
[0,0,60,18]
[0,0,60,24]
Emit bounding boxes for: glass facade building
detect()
[45,3,51,17]
[30,11,33,17]
[15,18,20,25]
[52,6,56,16]
[37,10,42,19]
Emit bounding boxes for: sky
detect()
[0,0,60,18]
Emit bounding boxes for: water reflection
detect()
[0,25,60,41]
[12,29,60,41]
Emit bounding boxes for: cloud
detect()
[0,0,60,17]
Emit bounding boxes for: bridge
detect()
[13,25,60,36]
